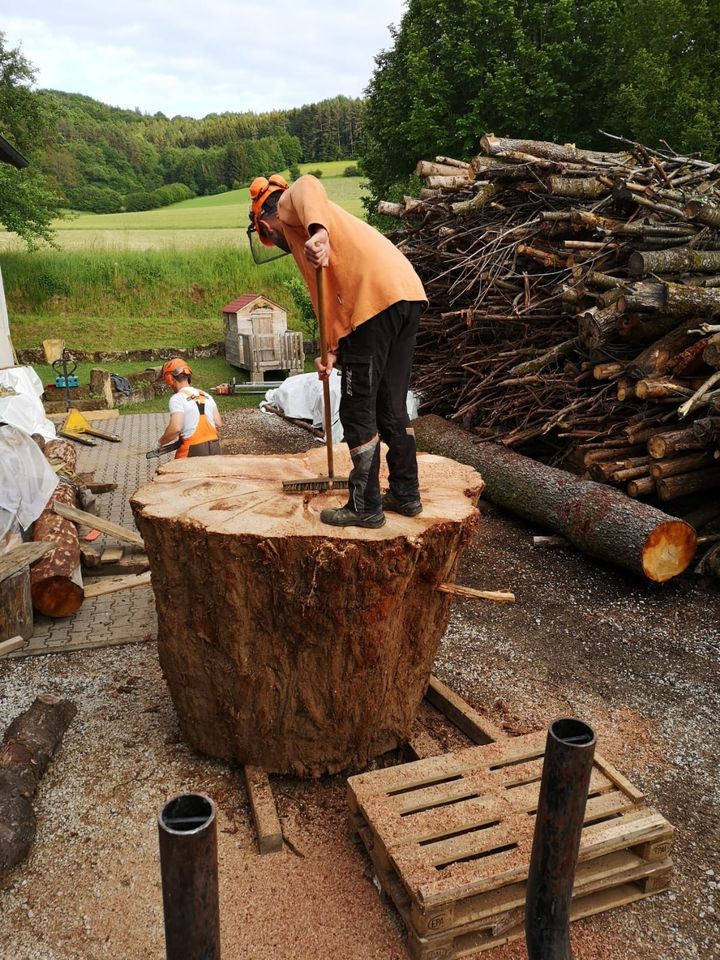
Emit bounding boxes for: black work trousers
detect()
[337,300,421,513]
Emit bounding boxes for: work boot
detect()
[382,491,423,517]
[320,505,386,528]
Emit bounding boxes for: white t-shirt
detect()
[168,387,219,438]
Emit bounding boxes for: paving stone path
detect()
[10,413,167,658]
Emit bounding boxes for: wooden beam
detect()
[52,503,144,546]
[243,765,283,854]
[100,547,124,565]
[0,542,53,584]
[437,583,515,603]
[425,675,506,744]
[83,571,151,599]
[0,635,26,657]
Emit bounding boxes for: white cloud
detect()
[3,2,406,116]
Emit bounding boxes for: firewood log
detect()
[648,427,708,459]
[629,248,720,277]
[414,415,696,582]
[650,452,713,479]
[30,440,83,617]
[0,695,76,875]
[657,467,720,501]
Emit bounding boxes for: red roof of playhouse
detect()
[221,294,284,313]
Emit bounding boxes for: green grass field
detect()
[1,160,361,413]
[0,162,367,251]
[34,356,314,414]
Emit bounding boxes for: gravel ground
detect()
[1,410,718,960]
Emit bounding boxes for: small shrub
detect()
[288,163,301,181]
[343,165,361,177]
[125,191,162,212]
[308,169,323,179]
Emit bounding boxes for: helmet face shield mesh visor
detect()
[247,224,290,265]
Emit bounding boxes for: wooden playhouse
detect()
[222,294,304,383]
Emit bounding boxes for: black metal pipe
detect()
[158,793,221,960]
[525,718,596,960]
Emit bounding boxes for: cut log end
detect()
[642,520,697,582]
[30,577,84,617]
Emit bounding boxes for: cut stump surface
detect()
[131,447,483,776]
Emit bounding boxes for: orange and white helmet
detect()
[248,174,289,245]
[160,359,192,387]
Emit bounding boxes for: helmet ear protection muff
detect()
[160,359,192,388]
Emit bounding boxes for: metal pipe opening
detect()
[158,793,220,960]
[525,718,596,960]
[160,793,215,834]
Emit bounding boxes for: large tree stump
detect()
[131,447,483,776]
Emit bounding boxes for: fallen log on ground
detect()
[131,447,482,776]
[30,439,84,617]
[0,694,77,876]
[414,415,696,583]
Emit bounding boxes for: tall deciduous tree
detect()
[0,33,62,246]
[361,0,720,208]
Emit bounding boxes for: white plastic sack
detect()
[0,366,57,441]
[0,425,58,532]
[262,370,343,443]
[261,370,418,444]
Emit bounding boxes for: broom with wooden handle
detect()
[283,266,349,493]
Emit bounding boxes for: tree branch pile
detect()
[383,134,720,567]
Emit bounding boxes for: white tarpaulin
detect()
[0,265,14,369]
[0,424,58,535]
[0,366,57,441]
[261,370,419,444]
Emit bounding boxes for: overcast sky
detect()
[3,1,407,118]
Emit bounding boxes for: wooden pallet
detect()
[347,731,673,957]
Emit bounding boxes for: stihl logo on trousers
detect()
[346,368,354,396]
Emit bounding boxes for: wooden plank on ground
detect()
[243,765,283,854]
[48,409,120,422]
[0,542,53,583]
[100,546,124,564]
[426,675,505,744]
[52,502,144,546]
[79,544,102,569]
[0,636,26,657]
[83,571,151,599]
[87,554,150,577]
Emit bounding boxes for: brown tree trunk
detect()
[657,467,720,501]
[703,333,720,369]
[130,448,482,776]
[621,280,720,317]
[0,695,76,876]
[30,440,84,617]
[647,427,708,459]
[629,325,699,379]
[629,248,720,277]
[414,415,696,582]
[416,160,472,180]
[479,135,629,165]
[546,176,608,199]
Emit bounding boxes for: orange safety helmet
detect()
[160,358,192,387]
[248,174,289,246]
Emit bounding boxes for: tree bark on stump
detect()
[0,694,77,876]
[30,440,83,618]
[414,415,696,582]
[130,447,483,777]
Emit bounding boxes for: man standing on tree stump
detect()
[248,173,427,528]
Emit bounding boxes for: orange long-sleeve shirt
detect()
[278,176,426,350]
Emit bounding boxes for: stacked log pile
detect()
[381,134,720,572]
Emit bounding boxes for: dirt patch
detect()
[1,412,718,960]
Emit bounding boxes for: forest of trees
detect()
[36,90,365,213]
[361,0,720,210]
[4,4,720,243]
